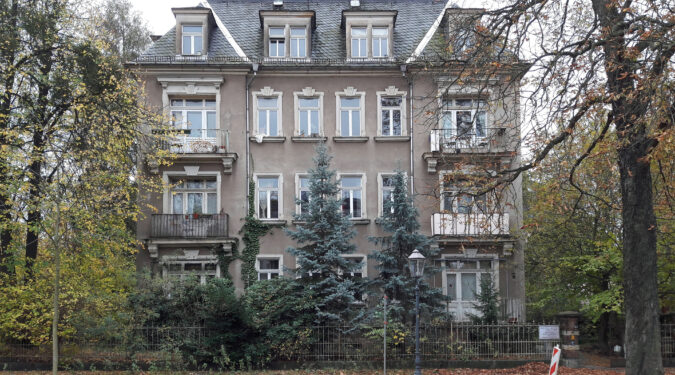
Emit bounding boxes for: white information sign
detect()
[539,325,560,340]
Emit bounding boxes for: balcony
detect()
[424,128,508,173]
[431,213,509,237]
[151,213,229,239]
[150,129,238,174]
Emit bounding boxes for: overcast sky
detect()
[133,0,487,35]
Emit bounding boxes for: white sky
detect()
[133,0,487,36]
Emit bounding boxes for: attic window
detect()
[343,11,397,59]
[182,25,203,55]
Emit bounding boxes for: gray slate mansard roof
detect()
[137,0,450,65]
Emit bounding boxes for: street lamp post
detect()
[408,249,426,375]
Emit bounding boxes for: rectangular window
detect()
[351,27,367,57]
[165,260,218,284]
[372,27,388,57]
[340,176,363,218]
[341,256,366,278]
[339,97,361,136]
[441,99,488,146]
[445,259,493,302]
[298,98,320,136]
[170,99,216,139]
[257,176,280,219]
[269,27,285,57]
[257,257,282,280]
[257,97,279,136]
[381,97,402,136]
[182,25,203,55]
[290,27,307,58]
[171,178,218,214]
[298,176,310,215]
[381,175,394,215]
[442,191,487,214]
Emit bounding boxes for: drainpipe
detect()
[245,63,259,214]
[401,64,415,200]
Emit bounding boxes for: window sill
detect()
[374,136,410,142]
[291,220,307,225]
[260,219,287,227]
[249,136,286,143]
[291,136,328,143]
[350,218,371,225]
[333,136,369,143]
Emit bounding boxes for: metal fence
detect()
[299,324,559,361]
[151,213,229,238]
[2,323,674,368]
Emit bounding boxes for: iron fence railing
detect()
[299,324,559,361]
[153,129,230,154]
[663,324,675,359]
[151,213,229,238]
[2,323,674,368]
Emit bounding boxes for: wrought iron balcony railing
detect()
[154,129,230,154]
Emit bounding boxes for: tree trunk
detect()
[618,141,663,375]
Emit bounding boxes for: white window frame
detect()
[377,173,396,217]
[293,88,324,137]
[169,98,217,140]
[376,86,407,136]
[439,173,490,215]
[161,254,220,285]
[181,25,203,55]
[440,98,489,143]
[371,27,389,58]
[268,27,286,58]
[169,177,219,215]
[290,26,308,58]
[162,169,221,215]
[338,173,366,219]
[295,173,311,216]
[350,27,368,58]
[256,255,284,280]
[252,87,283,137]
[254,174,283,220]
[339,254,368,278]
[441,254,498,303]
[335,87,366,137]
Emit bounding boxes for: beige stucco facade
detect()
[134,2,526,322]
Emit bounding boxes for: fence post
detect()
[557,311,581,368]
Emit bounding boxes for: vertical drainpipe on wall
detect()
[245,63,258,213]
[406,68,415,201]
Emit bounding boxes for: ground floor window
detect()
[162,257,219,284]
[257,256,282,280]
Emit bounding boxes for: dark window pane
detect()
[382,110,390,135]
[270,191,279,218]
[259,259,279,269]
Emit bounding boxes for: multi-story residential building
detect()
[133,0,526,321]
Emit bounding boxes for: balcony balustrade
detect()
[431,212,509,236]
[429,128,505,152]
[151,213,229,239]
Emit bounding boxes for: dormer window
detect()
[342,10,396,60]
[172,7,213,57]
[269,27,285,57]
[260,11,315,59]
[182,25,203,55]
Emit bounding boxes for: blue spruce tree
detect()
[369,170,448,323]
[286,143,364,324]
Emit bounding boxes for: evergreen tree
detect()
[469,275,501,324]
[369,170,448,323]
[285,143,364,324]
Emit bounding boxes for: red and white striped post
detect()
[549,345,561,375]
